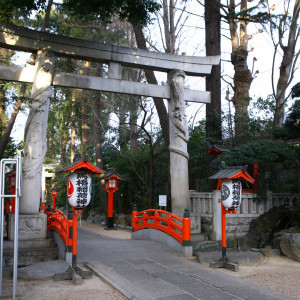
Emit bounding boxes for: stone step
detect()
[191,233,208,244]
[4,238,55,250]
[4,247,58,267]
[194,250,263,266]
[192,240,221,252]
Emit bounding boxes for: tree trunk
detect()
[20,50,55,214]
[81,89,88,154]
[0,80,6,138]
[162,0,176,54]
[129,96,139,155]
[41,0,53,32]
[273,0,300,127]
[60,121,68,165]
[70,90,76,162]
[229,0,252,144]
[118,98,128,151]
[80,61,90,155]
[127,28,139,155]
[133,25,169,147]
[205,0,222,190]
[0,84,25,159]
[93,86,103,169]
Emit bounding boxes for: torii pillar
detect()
[168,70,190,217]
[20,50,55,215]
[8,50,55,240]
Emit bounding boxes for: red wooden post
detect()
[143,211,148,225]
[182,209,191,246]
[51,189,57,210]
[132,206,138,231]
[221,202,227,259]
[72,207,78,268]
[154,210,160,225]
[107,189,114,228]
[41,203,46,212]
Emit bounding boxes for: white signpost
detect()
[159,195,167,209]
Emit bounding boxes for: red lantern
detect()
[102,168,124,229]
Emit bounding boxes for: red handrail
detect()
[47,209,73,248]
[132,209,191,245]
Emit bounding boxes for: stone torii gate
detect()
[0,24,219,225]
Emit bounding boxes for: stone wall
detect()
[190,190,294,241]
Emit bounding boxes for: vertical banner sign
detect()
[221,179,242,210]
[67,172,92,208]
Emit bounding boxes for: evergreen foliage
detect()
[0,0,160,25]
[273,100,300,140]
[188,121,207,191]
[211,140,298,173]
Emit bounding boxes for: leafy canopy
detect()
[211,140,299,174]
[0,0,161,25]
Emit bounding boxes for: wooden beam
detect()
[0,24,220,76]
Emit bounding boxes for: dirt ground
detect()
[2,221,300,299]
[219,255,300,299]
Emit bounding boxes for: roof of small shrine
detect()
[209,164,254,183]
[56,156,104,175]
[101,167,124,180]
[207,144,230,155]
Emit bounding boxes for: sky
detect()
[8,0,300,143]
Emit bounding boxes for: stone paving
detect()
[77,227,294,300]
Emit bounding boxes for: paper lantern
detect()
[67,172,92,208]
[221,179,242,210]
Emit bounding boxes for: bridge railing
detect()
[47,209,72,249]
[132,209,191,246]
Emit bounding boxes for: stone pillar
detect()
[168,70,189,217]
[212,190,221,241]
[20,50,55,214]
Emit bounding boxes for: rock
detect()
[87,213,105,224]
[117,214,131,227]
[260,248,281,257]
[280,233,300,262]
[18,260,70,280]
[93,215,105,224]
[72,272,83,285]
[242,205,300,249]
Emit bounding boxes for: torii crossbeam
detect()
[0,24,220,218]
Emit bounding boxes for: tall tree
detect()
[227,0,253,143]
[269,0,300,127]
[205,0,222,188]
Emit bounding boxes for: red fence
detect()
[132,209,191,246]
[47,210,73,249]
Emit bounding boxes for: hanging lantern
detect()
[221,179,242,210]
[67,172,92,209]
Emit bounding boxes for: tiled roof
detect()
[209,165,254,183]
